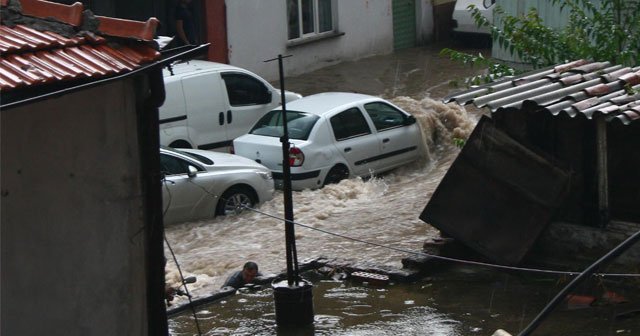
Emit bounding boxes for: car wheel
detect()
[169,140,192,149]
[216,186,257,216]
[323,165,349,186]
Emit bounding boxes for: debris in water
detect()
[350,271,390,286]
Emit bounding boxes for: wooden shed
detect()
[421,60,640,269]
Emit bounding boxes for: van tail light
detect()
[289,147,304,167]
[229,144,235,154]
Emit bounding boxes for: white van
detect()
[159,60,302,150]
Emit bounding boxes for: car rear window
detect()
[249,110,319,140]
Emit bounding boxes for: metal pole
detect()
[596,116,609,227]
[266,55,313,329]
[266,54,298,286]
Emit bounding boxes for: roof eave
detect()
[1,43,209,109]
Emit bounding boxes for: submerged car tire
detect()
[323,165,349,186]
[216,186,257,216]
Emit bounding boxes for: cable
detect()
[163,233,202,335]
[242,205,640,278]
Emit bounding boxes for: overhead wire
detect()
[241,204,640,279]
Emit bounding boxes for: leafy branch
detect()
[443,0,640,87]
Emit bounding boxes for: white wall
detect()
[225,0,395,81]
[1,80,149,336]
[417,0,435,43]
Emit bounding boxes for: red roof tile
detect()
[21,0,84,27]
[0,0,160,92]
[96,16,159,41]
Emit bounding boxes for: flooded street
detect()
[164,42,640,335]
[164,42,484,291]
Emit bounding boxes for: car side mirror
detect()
[187,165,198,177]
[263,90,273,104]
[404,115,417,126]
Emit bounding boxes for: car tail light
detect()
[289,147,304,167]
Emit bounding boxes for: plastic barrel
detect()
[272,278,314,326]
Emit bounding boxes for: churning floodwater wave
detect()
[164,97,479,298]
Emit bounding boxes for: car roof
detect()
[283,92,382,116]
[163,60,249,77]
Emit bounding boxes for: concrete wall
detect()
[528,221,640,272]
[1,80,149,335]
[417,0,435,44]
[225,0,396,81]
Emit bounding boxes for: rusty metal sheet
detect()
[444,60,640,125]
[420,116,572,265]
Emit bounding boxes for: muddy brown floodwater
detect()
[165,42,640,335]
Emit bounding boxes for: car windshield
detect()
[249,110,319,140]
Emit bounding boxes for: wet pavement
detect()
[278,41,490,102]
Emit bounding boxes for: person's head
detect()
[241,261,259,284]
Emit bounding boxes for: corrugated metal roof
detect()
[444,60,640,125]
[0,0,160,92]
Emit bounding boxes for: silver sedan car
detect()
[160,146,274,225]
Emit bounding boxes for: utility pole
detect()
[264,54,314,328]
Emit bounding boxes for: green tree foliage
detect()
[441,0,640,86]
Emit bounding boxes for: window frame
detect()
[363,102,408,132]
[330,107,372,141]
[160,151,206,176]
[287,0,336,42]
[221,72,272,107]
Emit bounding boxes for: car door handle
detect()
[344,147,352,153]
[227,110,232,124]
[382,138,390,143]
[218,112,224,125]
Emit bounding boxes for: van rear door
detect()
[181,72,229,150]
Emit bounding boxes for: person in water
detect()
[222,261,261,289]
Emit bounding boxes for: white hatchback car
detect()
[160,146,274,225]
[232,92,422,190]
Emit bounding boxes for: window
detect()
[330,108,371,141]
[250,110,319,140]
[363,102,406,131]
[288,0,334,40]
[160,154,191,175]
[221,73,271,106]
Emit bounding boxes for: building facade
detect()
[217,0,437,81]
[50,0,455,81]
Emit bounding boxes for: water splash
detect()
[390,96,475,160]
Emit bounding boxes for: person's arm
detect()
[175,20,190,45]
[222,271,242,289]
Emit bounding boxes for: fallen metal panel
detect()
[420,116,571,265]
